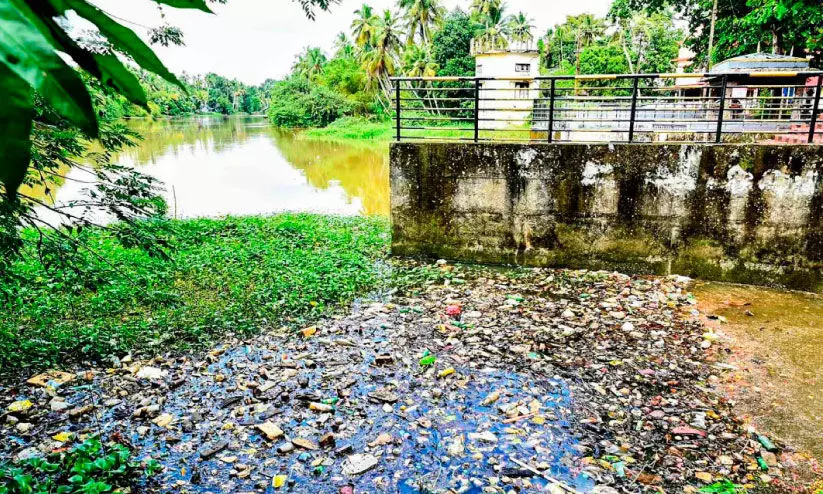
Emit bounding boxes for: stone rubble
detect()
[0,261,793,493]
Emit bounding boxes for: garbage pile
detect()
[0,262,789,493]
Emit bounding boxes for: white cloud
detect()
[92,0,612,85]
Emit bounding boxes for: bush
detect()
[267,77,353,128]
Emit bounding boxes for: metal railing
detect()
[390,72,823,144]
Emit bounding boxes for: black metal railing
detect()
[390,72,823,144]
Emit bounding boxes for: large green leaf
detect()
[12,0,147,108]
[0,1,97,135]
[0,64,35,199]
[153,0,213,13]
[59,0,185,90]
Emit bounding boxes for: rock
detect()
[256,422,284,440]
[342,454,378,475]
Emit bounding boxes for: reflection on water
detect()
[39,116,389,219]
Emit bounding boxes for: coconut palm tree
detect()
[398,0,444,45]
[475,7,509,52]
[351,4,379,49]
[292,47,327,80]
[333,32,356,59]
[469,0,502,21]
[402,44,441,113]
[506,11,534,44]
[361,10,404,103]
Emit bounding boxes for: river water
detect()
[37,115,390,219]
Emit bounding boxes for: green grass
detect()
[0,214,390,376]
[301,115,533,142]
[302,117,394,141]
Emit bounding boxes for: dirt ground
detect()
[692,281,823,488]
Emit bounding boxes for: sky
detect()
[93,0,613,85]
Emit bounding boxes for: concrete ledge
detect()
[390,142,823,291]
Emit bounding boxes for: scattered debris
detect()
[0,262,794,492]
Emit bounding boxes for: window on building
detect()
[515,63,530,73]
[477,65,483,75]
[514,81,529,99]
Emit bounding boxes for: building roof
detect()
[710,52,809,74]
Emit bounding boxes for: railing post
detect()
[715,74,728,144]
[628,77,640,142]
[809,75,822,144]
[548,78,555,143]
[394,80,401,142]
[474,78,480,143]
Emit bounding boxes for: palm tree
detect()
[361,10,404,104]
[333,32,356,59]
[506,12,534,44]
[292,47,327,80]
[402,45,439,77]
[402,44,440,113]
[469,0,502,21]
[351,4,379,49]
[475,7,509,52]
[398,0,444,45]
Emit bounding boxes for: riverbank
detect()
[0,215,388,378]
[299,117,483,142]
[1,262,806,493]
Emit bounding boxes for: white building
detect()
[472,39,540,130]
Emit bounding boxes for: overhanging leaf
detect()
[13,0,147,107]
[0,64,35,199]
[153,0,213,13]
[60,0,186,90]
[0,1,97,135]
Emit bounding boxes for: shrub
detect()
[267,77,353,128]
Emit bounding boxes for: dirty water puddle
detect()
[0,263,797,492]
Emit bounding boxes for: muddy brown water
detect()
[28,116,390,220]
[692,282,823,461]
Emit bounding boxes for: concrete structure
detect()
[391,142,823,291]
[472,39,539,130]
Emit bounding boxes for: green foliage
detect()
[267,77,354,127]
[541,9,681,75]
[625,0,823,66]
[0,214,388,376]
[698,480,747,494]
[0,438,157,494]
[0,0,204,199]
[431,9,476,77]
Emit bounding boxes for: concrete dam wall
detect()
[390,142,823,291]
